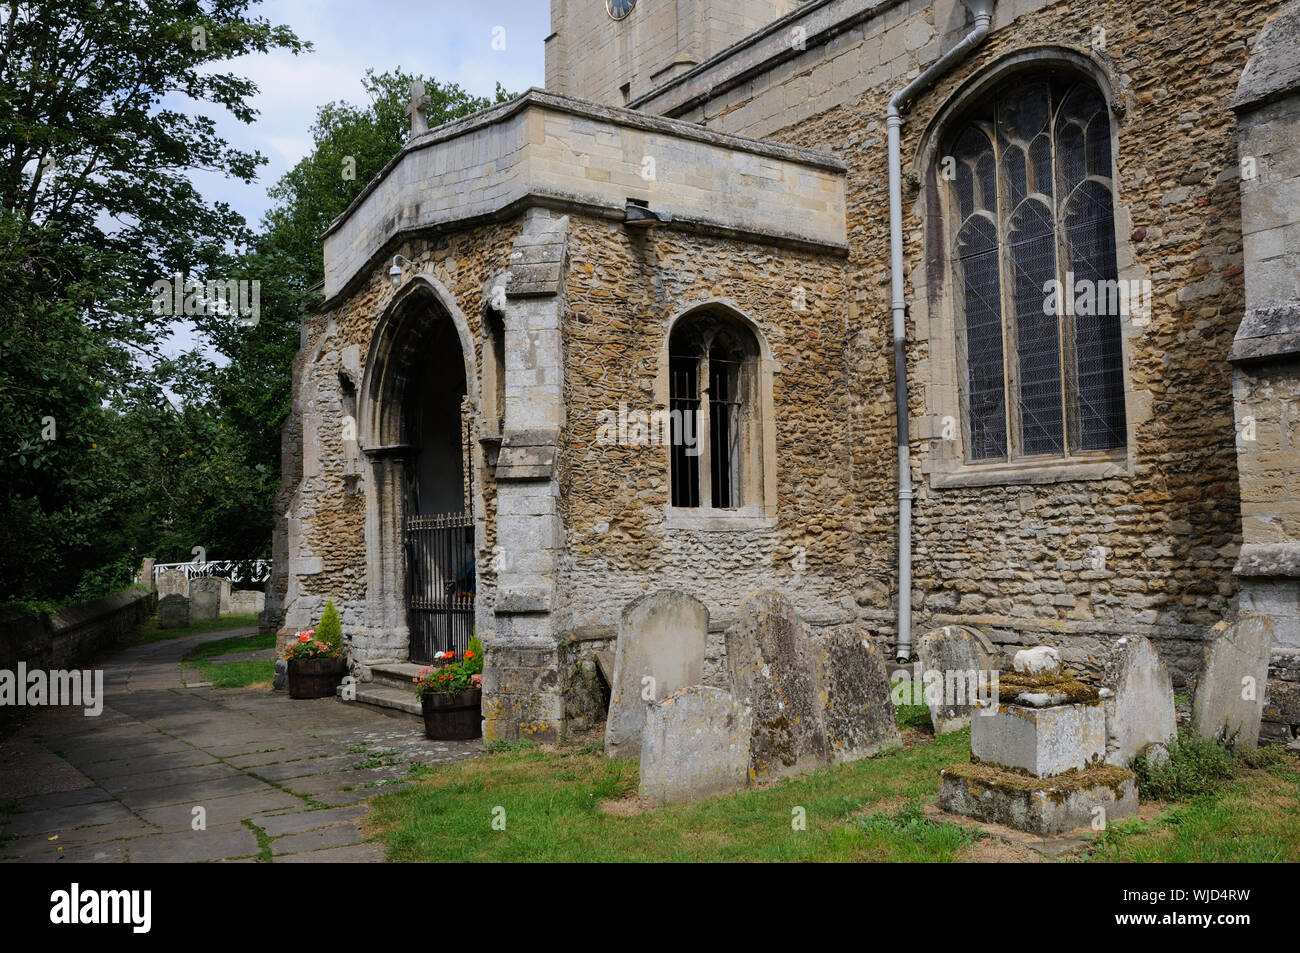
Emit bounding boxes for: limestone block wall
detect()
[1230,0,1300,741]
[631,0,1291,683]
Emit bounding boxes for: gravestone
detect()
[157,594,189,629]
[189,577,222,622]
[1192,612,1274,749]
[1099,636,1177,766]
[725,590,826,780]
[638,686,752,805]
[814,631,901,761]
[138,557,155,590]
[156,569,188,599]
[605,590,709,758]
[915,625,995,734]
[218,578,232,615]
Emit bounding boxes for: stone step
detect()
[369,662,425,693]
[346,683,423,717]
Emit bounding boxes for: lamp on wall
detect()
[388,254,415,287]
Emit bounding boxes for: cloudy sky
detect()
[194,0,550,229]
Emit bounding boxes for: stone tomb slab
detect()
[1192,613,1274,749]
[971,701,1105,778]
[939,761,1137,836]
[915,625,995,735]
[638,686,752,805]
[1099,636,1177,766]
[725,590,826,780]
[605,590,709,758]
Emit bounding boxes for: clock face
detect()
[606,0,636,20]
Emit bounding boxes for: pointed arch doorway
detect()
[361,277,479,665]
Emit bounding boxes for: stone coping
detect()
[1229,305,1300,365]
[320,87,849,301]
[322,86,846,244]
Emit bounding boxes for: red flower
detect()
[298,634,311,643]
[464,651,475,659]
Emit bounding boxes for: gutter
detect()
[887,0,995,660]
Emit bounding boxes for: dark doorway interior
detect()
[402,316,474,664]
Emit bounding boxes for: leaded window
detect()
[668,313,756,509]
[947,74,1126,462]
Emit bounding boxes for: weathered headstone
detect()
[157,594,190,629]
[638,686,752,805]
[138,557,156,590]
[915,625,995,734]
[189,577,222,622]
[217,577,232,615]
[725,590,826,780]
[157,569,188,599]
[605,590,709,758]
[1192,613,1274,749]
[1099,636,1177,766]
[814,631,902,761]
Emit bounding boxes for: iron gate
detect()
[404,512,475,663]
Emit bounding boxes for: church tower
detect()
[545,0,804,108]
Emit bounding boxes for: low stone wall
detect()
[0,588,156,672]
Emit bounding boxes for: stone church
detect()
[266,0,1300,743]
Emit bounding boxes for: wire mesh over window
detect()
[945,73,1127,463]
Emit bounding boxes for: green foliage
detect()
[855,801,983,860]
[316,600,343,651]
[1130,729,1241,801]
[0,1,306,603]
[0,0,510,608]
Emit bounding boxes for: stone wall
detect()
[274,220,521,659]
[1230,0,1300,742]
[0,589,156,673]
[625,0,1290,684]
[555,216,855,647]
[546,0,806,107]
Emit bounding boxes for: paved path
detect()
[0,628,478,863]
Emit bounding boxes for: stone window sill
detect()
[664,506,775,532]
[928,453,1127,489]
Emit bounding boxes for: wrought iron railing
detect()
[405,512,475,664]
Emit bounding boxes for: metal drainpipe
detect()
[887,0,995,660]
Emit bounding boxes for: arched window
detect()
[668,311,761,509]
[946,72,1126,462]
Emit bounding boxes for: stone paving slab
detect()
[138,790,303,833]
[271,822,367,856]
[276,842,384,863]
[126,823,261,863]
[0,625,479,863]
[251,804,366,838]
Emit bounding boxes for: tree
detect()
[192,70,513,552]
[0,0,306,602]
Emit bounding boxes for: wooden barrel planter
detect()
[287,657,347,699]
[421,689,482,740]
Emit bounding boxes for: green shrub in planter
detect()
[317,600,343,653]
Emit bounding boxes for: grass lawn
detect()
[126,612,260,645]
[365,706,1300,863]
[180,630,276,688]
